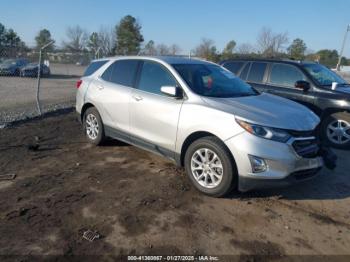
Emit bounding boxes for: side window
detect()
[101,63,114,81]
[240,62,251,80]
[84,60,108,76]
[109,60,139,87]
[223,61,244,75]
[138,61,177,95]
[269,64,306,87]
[247,62,267,83]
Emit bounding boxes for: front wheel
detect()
[83,107,105,146]
[184,136,237,197]
[321,112,350,149]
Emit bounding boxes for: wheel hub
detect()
[191,148,224,189]
[327,119,350,145]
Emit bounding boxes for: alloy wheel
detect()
[191,148,224,189]
[327,119,350,145]
[86,114,99,140]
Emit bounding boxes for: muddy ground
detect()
[0,111,350,261]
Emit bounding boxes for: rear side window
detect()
[137,61,177,95]
[102,60,140,87]
[269,63,305,87]
[84,60,108,76]
[223,61,244,75]
[247,62,267,83]
[240,62,251,80]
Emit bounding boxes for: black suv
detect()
[220,59,350,149]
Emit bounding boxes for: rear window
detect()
[84,60,108,76]
[223,61,244,75]
[101,60,140,87]
[247,62,267,83]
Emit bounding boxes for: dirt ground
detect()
[0,111,350,261]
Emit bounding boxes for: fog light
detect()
[249,155,267,173]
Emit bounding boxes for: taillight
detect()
[76,79,83,89]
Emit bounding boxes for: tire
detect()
[184,136,237,197]
[83,107,105,146]
[321,112,350,149]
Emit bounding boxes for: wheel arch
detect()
[81,102,96,122]
[179,131,237,169]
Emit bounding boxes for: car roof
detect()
[92,56,214,66]
[220,58,318,66]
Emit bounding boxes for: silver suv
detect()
[76,56,330,197]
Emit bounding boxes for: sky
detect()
[1,0,350,56]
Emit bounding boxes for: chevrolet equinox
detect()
[76,56,335,197]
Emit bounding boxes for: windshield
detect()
[303,63,348,86]
[173,64,258,98]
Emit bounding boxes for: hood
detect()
[202,93,320,131]
[22,64,39,70]
[336,86,350,95]
[0,64,15,70]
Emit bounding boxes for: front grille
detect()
[292,138,320,158]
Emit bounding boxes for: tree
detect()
[156,44,170,55]
[221,40,236,60]
[142,40,157,55]
[64,25,88,52]
[316,49,339,68]
[287,38,307,60]
[169,44,181,55]
[257,27,288,57]
[0,23,6,51]
[87,32,100,56]
[194,38,219,62]
[237,43,255,55]
[35,29,55,51]
[114,15,144,55]
[98,26,114,57]
[4,29,21,48]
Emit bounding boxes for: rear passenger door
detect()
[92,59,140,134]
[129,60,184,158]
[265,63,314,107]
[244,62,268,92]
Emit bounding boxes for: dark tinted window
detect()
[269,63,305,87]
[223,61,244,75]
[84,60,108,76]
[247,62,267,83]
[240,62,251,80]
[101,63,113,81]
[138,61,177,95]
[108,60,139,87]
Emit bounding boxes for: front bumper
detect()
[225,132,331,192]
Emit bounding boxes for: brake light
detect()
[76,79,83,89]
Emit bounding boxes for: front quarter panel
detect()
[175,102,244,153]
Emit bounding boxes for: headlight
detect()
[236,118,291,143]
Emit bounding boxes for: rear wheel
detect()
[321,112,350,149]
[83,107,105,145]
[184,136,237,197]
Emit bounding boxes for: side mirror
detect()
[295,80,311,92]
[161,86,182,98]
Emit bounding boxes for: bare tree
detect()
[98,26,114,57]
[169,44,181,55]
[63,25,88,52]
[194,38,219,62]
[257,27,288,57]
[156,44,170,55]
[237,43,255,54]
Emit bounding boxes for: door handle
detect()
[133,95,143,101]
[97,85,104,90]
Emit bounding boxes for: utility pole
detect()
[336,24,350,71]
[36,40,55,116]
